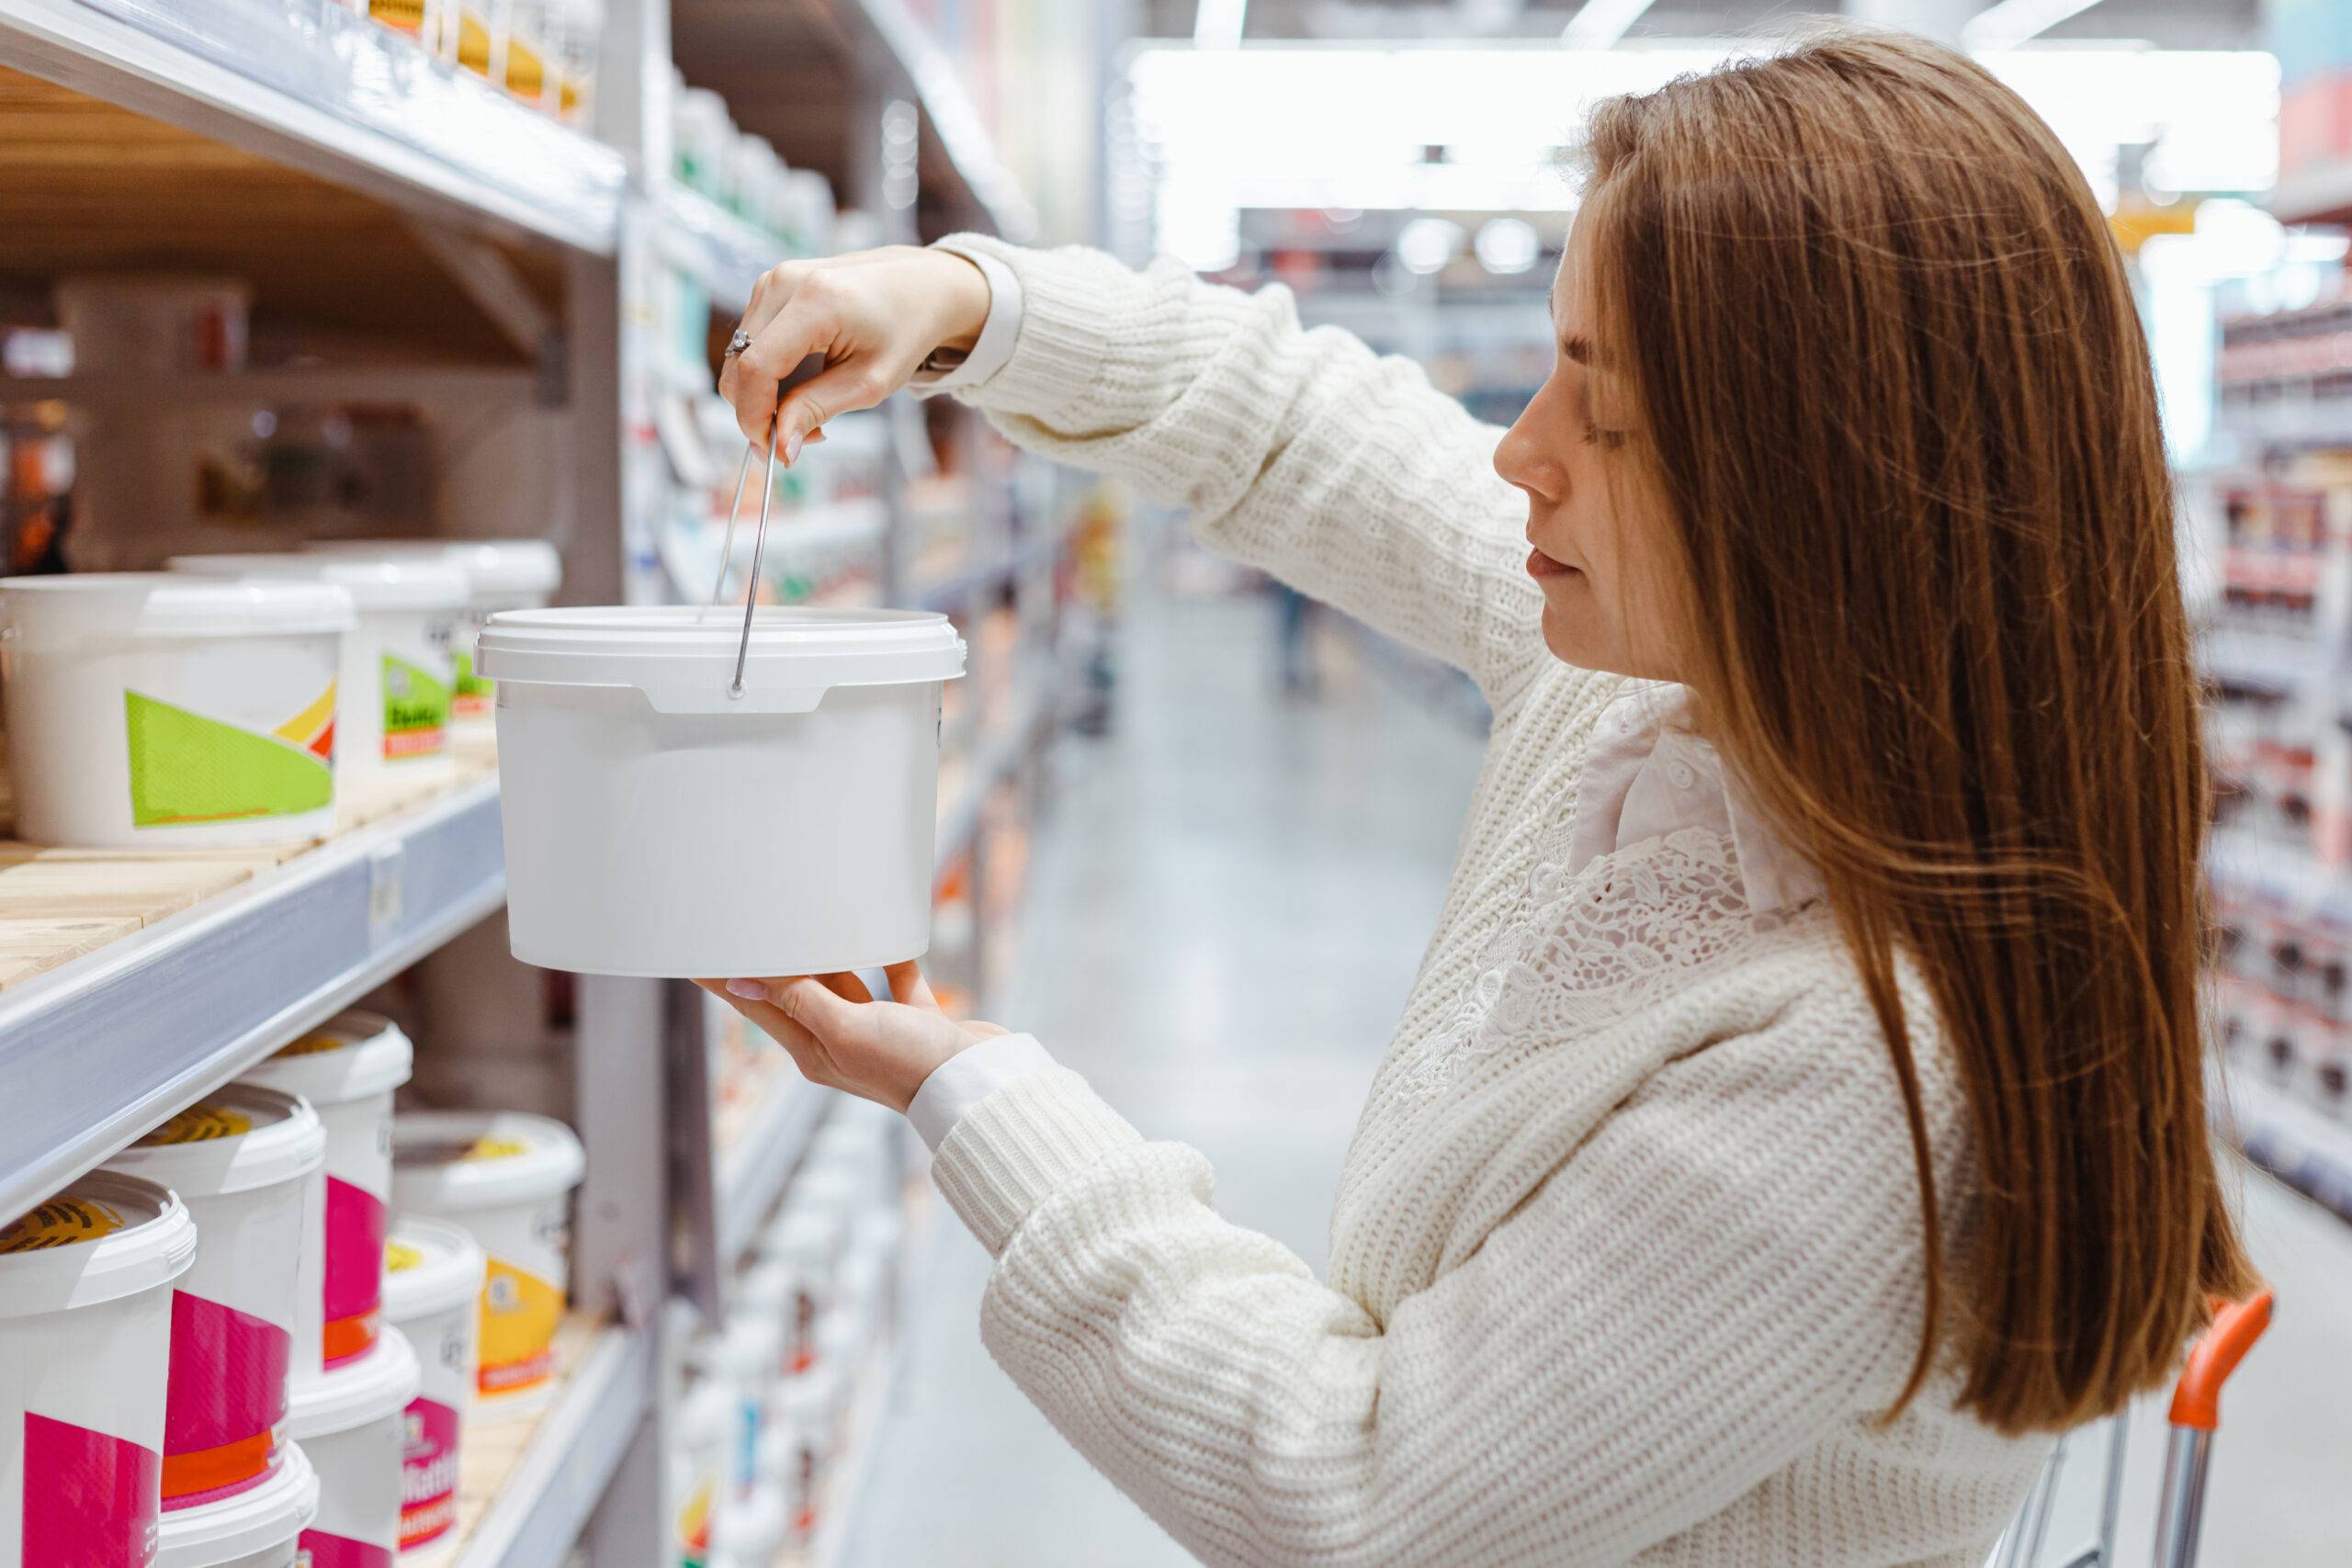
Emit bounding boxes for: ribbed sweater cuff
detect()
[928,233,1132,429]
[929,1064,1143,1256]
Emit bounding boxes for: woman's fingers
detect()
[692,979,839,1089]
[772,976,872,1048]
[882,959,939,1013]
[814,971,874,1004]
[772,359,896,465]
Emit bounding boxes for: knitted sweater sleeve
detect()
[937,235,1547,705]
[927,1021,1936,1567]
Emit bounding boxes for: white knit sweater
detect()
[925,236,2051,1567]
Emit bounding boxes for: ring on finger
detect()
[725,328,752,358]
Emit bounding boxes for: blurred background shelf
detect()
[0,0,624,254]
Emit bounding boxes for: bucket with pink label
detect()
[0,1172,196,1568]
[238,1012,413,1375]
[288,1325,419,1568]
[381,1220,482,1567]
[153,1440,318,1568]
[102,1087,323,1513]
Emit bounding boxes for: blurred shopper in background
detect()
[706,26,2251,1566]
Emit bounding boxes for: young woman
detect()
[707,28,2253,1565]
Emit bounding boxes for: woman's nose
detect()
[1493,418,1564,503]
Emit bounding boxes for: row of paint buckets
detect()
[0,539,558,850]
[0,1013,585,1568]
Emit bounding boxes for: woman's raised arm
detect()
[718,241,1546,707]
[940,237,1547,705]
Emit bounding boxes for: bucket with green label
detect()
[304,542,560,736]
[0,574,353,848]
[169,556,469,787]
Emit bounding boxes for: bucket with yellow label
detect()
[390,1112,583,1422]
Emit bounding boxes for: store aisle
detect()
[842,583,1490,1566]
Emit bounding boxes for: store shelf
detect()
[913,521,1069,614]
[0,0,623,254]
[2269,160,2352,230]
[832,0,1035,243]
[654,177,787,313]
[451,1315,656,1568]
[0,766,503,1221]
[715,1070,830,1269]
[934,692,1054,872]
[2222,1067,2352,1225]
[0,367,538,410]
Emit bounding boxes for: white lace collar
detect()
[1566,682,1825,917]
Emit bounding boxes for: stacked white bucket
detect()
[166,555,470,787]
[0,1174,196,1567]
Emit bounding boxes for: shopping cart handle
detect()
[2166,1290,2274,1432]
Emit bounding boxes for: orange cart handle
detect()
[2167,1290,2274,1432]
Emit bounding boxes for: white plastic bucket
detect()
[0,1172,196,1568]
[102,1087,324,1511]
[238,1012,414,1375]
[169,555,469,786]
[153,1441,318,1568]
[381,1219,483,1562]
[390,1112,583,1417]
[0,574,352,848]
[288,1325,419,1568]
[304,541,560,730]
[476,606,964,976]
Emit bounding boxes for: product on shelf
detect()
[673,1361,735,1568]
[52,276,251,375]
[0,1173,192,1568]
[723,1482,785,1568]
[755,1203,844,1379]
[703,1312,783,1501]
[153,1440,319,1568]
[475,606,966,976]
[101,1086,325,1511]
[169,555,472,786]
[775,1359,842,1549]
[239,1011,415,1375]
[390,1111,584,1417]
[0,575,353,847]
[288,1325,421,1567]
[305,539,562,731]
[382,1219,486,1563]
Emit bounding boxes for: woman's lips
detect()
[1526,547,1578,581]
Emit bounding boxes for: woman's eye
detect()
[1581,419,1626,451]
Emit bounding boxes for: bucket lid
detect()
[306,540,561,604]
[729,1484,786,1561]
[383,1215,488,1322]
[677,1372,734,1447]
[712,1313,781,1379]
[168,553,469,614]
[392,1111,585,1213]
[0,573,354,639]
[288,1323,420,1438]
[103,1084,324,1195]
[0,1171,196,1317]
[475,605,964,715]
[237,1011,413,1105]
[154,1439,319,1568]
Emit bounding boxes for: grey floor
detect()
[842,583,2352,1568]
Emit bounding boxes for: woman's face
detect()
[1493,217,1690,682]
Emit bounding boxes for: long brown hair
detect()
[1577,27,2255,1434]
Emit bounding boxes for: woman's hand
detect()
[718,246,992,460]
[695,961,1007,1112]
